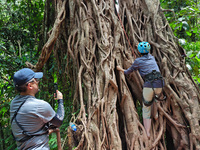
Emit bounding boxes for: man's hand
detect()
[54,90,63,100]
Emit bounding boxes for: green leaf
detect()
[186,31,192,36]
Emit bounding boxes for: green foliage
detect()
[161,0,200,86]
[49,133,59,150]
[161,0,200,41]
[1,0,55,149]
[136,100,143,123]
[184,41,200,85]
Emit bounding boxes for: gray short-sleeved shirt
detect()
[10,95,56,150]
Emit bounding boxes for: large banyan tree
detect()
[29,0,200,149]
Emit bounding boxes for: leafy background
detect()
[0,0,199,149]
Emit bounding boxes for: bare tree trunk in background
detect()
[31,0,200,149]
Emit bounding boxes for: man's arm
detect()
[49,90,65,127]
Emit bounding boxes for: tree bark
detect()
[33,0,200,149]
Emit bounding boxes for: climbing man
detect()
[117,41,165,138]
[10,68,65,149]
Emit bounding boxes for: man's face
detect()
[27,78,40,94]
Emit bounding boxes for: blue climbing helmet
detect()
[137,42,151,53]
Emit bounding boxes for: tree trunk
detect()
[31,0,200,149]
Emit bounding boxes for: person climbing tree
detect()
[10,68,65,149]
[117,41,165,138]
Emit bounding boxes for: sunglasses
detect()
[26,78,40,85]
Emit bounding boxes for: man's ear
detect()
[27,83,33,90]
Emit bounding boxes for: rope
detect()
[114,0,136,58]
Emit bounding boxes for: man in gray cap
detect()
[10,68,65,149]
